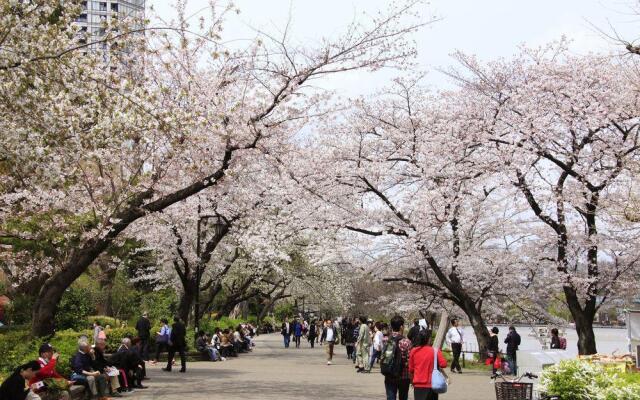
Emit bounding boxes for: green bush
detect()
[86,315,119,328]
[138,289,178,322]
[5,294,35,325]
[55,287,95,331]
[540,360,640,400]
[0,326,140,378]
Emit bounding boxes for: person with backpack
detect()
[550,328,567,350]
[380,315,412,400]
[504,326,521,375]
[409,330,448,400]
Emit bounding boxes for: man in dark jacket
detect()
[504,326,521,375]
[163,315,187,373]
[71,341,109,399]
[0,361,40,400]
[281,317,292,348]
[135,312,152,361]
[406,319,421,347]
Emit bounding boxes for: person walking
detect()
[322,319,339,365]
[504,326,521,375]
[344,319,355,360]
[93,321,103,345]
[308,320,317,348]
[383,315,413,400]
[135,312,151,361]
[407,319,421,347]
[163,315,187,373]
[488,326,500,375]
[445,318,463,374]
[367,322,384,372]
[355,316,371,373]
[293,318,303,348]
[409,330,448,400]
[281,317,292,348]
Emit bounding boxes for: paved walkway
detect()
[134,334,495,399]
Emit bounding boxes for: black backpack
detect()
[380,336,403,378]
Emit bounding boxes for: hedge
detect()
[0,326,141,378]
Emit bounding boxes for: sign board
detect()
[628,310,640,352]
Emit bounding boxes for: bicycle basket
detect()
[495,382,534,400]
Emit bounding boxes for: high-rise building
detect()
[76,1,145,47]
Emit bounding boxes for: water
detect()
[457,325,630,357]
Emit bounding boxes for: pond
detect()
[458,325,630,357]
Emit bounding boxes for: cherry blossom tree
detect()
[301,77,532,355]
[0,0,426,336]
[449,45,640,354]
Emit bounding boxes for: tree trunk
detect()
[178,283,196,327]
[31,149,235,336]
[565,287,598,355]
[31,290,62,337]
[460,300,492,360]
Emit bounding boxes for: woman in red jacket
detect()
[408,331,447,400]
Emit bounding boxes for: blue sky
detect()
[150,0,638,95]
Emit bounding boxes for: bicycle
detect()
[491,372,560,400]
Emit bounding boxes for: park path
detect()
[133,333,495,399]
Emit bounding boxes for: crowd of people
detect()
[0,311,258,400]
[194,324,256,362]
[280,314,569,400]
[0,335,150,400]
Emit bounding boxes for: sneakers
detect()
[327,361,332,365]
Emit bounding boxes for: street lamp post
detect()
[194,205,227,338]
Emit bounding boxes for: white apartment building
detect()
[76,0,145,45]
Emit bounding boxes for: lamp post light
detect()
[194,204,227,337]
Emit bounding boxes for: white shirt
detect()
[446,326,464,345]
[326,327,335,342]
[373,331,384,351]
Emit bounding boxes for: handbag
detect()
[431,347,448,394]
[493,356,502,370]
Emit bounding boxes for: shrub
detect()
[540,360,640,400]
[86,315,119,328]
[55,287,95,331]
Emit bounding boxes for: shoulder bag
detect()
[431,347,448,394]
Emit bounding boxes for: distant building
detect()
[76,1,145,50]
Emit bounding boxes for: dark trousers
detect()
[155,341,169,361]
[507,352,517,375]
[368,349,381,370]
[414,387,439,400]
[309,336,316,348]
[451,342,462,372]
[140,337,150,360]
[166,345,186,371]
[294,335,301,348]
[385,380,410,400]
[346,345,354,359]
